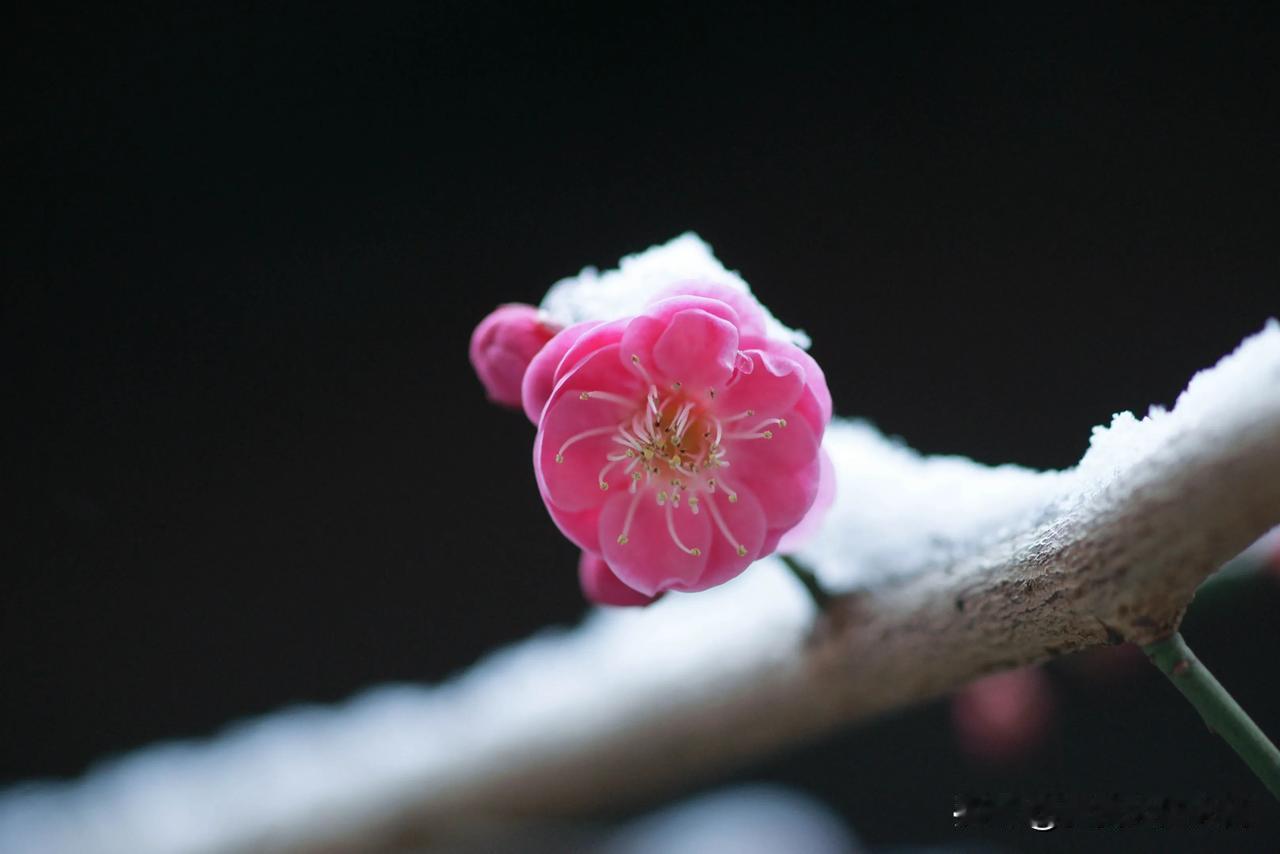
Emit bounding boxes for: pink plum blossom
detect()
[524,283,831,602]
[469,304,559,408]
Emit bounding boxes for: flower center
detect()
[554,353,787,559]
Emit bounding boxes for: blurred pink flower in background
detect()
[1266,531,1280,583]
[468,303,559,408]
[951,666,1054,764]
[951,645,1148,764]
[1062,641,1147,680]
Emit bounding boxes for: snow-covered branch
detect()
[3,319,1278,854]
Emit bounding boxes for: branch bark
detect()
[4,328,1278,854]
[304,329,1280,852]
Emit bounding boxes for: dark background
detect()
[4,2,1278,850]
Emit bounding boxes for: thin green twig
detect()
[779,553,832,611]
[1143,632,1280,801]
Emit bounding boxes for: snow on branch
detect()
[3,323,1279,854]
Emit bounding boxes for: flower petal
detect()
[642,293,743,328]
[760,527,785,558]
[755,339,832,431]
[735,456,821,532]
[522,321,598,425]
[544,502,603,554]
[578,552,659,607]
[535,380,636,514]
[619,296,743,381]
[650,281,768,338]
[716,348,806,419]
[726,414,821,531]
[543,341,644,415]
[776,447,837,552]
[680,485,767,591]
[599,490,710,596]
[552,318,629,387]
[725,400,819,472]
[651,309,739,391]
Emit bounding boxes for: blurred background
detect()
[5,3,1278,851]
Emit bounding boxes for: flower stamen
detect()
[726,419,784,441]
[617,490,643,544]
[597,457,625,490]
[631,353,655,385]
[579,390,635,406]
[706,493,748,557]
[709,473,739,503]
[556,425,619,462]
[666,501,701,556]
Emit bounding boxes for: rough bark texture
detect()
[301,360,1280,853]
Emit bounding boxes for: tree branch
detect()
[313,323,1280,851]
[3,324,1278,854]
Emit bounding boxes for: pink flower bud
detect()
[578,552,660,607]
[469,304,558,408]
[530,283,831,599]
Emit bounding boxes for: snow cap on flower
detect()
[528,244,832,601]
[469,303,559,408]
[538,233,810,349]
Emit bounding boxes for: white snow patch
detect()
[793,420,1068,590]
[1077,318,1280,485]
[539,232,810,348]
